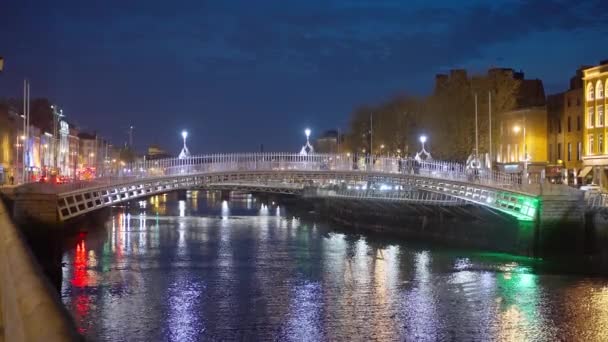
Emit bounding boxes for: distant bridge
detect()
[40,153,543,222]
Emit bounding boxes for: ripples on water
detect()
[61,191,608,341]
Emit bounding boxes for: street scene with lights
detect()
[3,1,608,341]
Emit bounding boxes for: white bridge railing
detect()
[55,153,538,194]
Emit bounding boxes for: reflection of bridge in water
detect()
[41,153,546,222]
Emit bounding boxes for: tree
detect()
[345,70,521,161]
[346,95,424,155]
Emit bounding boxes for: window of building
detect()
[567,116,571,132]
[567,98,571,107]
[507,144,511,162]
[597,81,604,99]
[589,135,595,154]
[558,119,562,133]
[557,143,562,160]
[500,122,503,137]
[577,115,581,131]
[600,135,604,154]
[577,141,582,160]
[599,105,604,127]
[567,142,572,161]
[588,82,595,101]
[589,106,595,128]
[549,143,553,162]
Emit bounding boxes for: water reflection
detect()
[61,192,608,341]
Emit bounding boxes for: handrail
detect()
[0,202,79,341]
[44,153,542,196]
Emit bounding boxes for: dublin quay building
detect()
[582,60,608,187]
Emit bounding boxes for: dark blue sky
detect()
[1,0,607,153]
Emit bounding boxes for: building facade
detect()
[547,68,586,184]
[495,106,548,175]
[582,60,608,188]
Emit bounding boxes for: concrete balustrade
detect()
[0,202,78,342]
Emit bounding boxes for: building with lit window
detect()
[582,60,608,187]
[490,68,547,176]
[547,67,586,184]
[496,106,548,175]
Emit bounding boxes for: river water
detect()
[60,191,608,341]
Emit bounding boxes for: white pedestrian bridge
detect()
[48,153,541,222]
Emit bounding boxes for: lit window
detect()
[599,105,605,127]
[588,83,595,101]
[589,106,595,128]
[567,142,572,161]
[597,81,604,99]
[589,135,595,154]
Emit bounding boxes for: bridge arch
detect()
[53,153,540,222]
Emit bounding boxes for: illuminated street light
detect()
[299,128,314,155]
[513,125,521,133]
[178,129,191,159]
[415,134,431,161]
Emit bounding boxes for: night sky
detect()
[1,0,607,154]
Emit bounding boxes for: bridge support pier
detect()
[12,190,59,226]
[177,189,188,201]
[536,188,586,254]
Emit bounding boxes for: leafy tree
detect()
[345,70,521,161]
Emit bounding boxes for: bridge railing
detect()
[51,153,538,194]
[586,192,608,208]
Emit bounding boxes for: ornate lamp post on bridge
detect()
[415,135,431,162]
[299,128,314,155]
[178,130,191,159]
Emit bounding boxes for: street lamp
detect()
[299,128,314,155]
[178,130,191,159]
[415,134,431,162]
